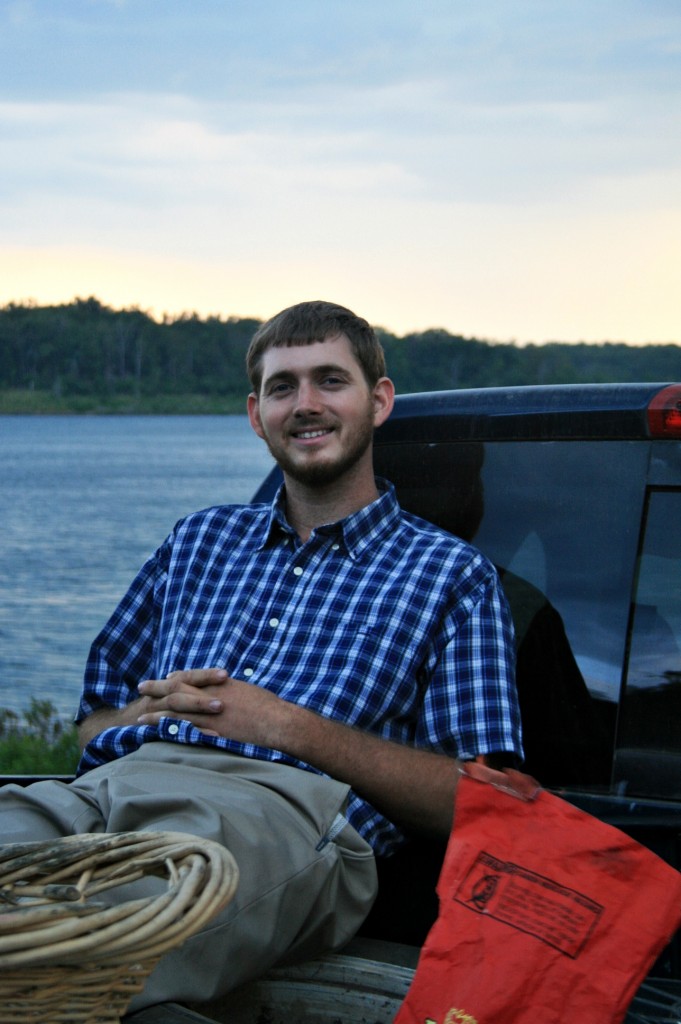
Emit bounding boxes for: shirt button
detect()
[168,723,179,735]
[244,667,254,677]
[331,543,340,551]
[269,617,280,628]
[293,566,303,576]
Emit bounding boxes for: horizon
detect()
[3,293,679,348]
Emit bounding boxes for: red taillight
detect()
[647,384,681,438]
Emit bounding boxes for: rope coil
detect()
[0,831,239,1023]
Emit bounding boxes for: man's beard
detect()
[263,406,375,487]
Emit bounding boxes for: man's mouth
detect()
[292,428,333,440]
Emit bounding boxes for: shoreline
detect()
[0,390,247,415]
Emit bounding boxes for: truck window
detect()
[375,439,650,788]
[615,488,681,799]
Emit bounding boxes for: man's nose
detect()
[294,381,323,414]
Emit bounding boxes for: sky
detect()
[1,0,680,344]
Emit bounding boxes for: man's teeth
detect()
[297,429,329,439]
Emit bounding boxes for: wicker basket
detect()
[0,830,239,1024]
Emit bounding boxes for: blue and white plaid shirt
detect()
[77,481,522,855]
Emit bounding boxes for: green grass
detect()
[0,699,80,775]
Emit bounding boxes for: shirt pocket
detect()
[333,622,426,713]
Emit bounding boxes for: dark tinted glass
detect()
[374,439,650,788]
[615,488,681,799]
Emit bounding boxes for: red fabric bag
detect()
[395,767,681,1024]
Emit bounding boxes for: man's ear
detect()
[247,392,265,439]
[372,377,395,428]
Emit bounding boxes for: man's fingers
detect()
[165,668,228,687]
[136,697,223,725]
[138,668,228,697]
[136,672,225,720]
[165,692,223,714]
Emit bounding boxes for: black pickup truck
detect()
[241,381,681,1024]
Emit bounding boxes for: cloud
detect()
[0,1,680,341]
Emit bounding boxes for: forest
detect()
[1,297,680,413]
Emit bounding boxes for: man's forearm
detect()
[76,698,150,749]
[271,700,461,835]
[270,702,536,833]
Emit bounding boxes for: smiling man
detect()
[246,312,394,534]
[0,300,523,1019]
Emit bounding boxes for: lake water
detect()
[0,416,275,720]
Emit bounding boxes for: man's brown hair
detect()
[246,300,387,393]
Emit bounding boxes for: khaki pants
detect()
[0,744,377,1011]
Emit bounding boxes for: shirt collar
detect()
[257,478,401,560]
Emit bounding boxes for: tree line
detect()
[1,297,680,412]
